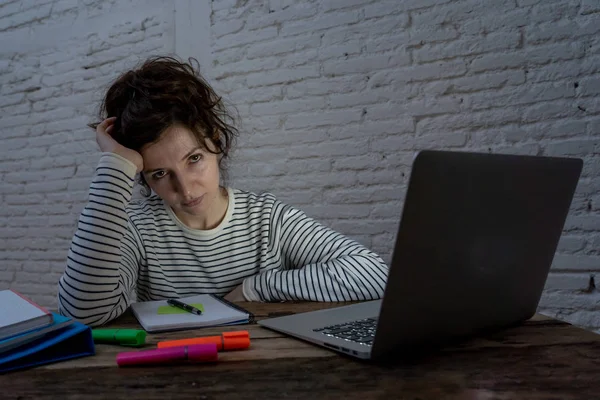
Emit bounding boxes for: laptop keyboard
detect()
[313,317,378,346]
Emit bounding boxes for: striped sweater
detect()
[58,153,389,326]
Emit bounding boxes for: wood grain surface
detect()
[2,301,600,400]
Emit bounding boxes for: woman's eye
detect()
[152,171,166,180]
[190,154,202,163]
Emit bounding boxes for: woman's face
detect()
[140,124,226,229]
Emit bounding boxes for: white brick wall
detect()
[0,0,174,307]
[211,0,600,332]
[1,0,599,333]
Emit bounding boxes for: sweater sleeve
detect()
[242,203,389,302]
[57,153,144,326]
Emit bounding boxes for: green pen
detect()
[92,329,146,347]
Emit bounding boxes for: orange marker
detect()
[157,330,250,351]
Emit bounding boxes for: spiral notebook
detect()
[130,294,253,333]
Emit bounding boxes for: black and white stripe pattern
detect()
[58,153,389,326]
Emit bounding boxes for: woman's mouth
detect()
[182,195,204,208]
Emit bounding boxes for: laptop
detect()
[258,150,583,360]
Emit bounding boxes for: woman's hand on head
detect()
[95,117,144,173]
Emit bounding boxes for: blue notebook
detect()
[0,319,95,373]
[0,313,74,354]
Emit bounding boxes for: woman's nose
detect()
[174,174,192,196]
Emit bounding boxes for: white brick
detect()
[522,100,579,123]
[557,235,588,253]
[590,118,600,135]
[246,4,317,31]
[575,178,600,197]
[3,147,47,161]
[469,82,575,110]
[580,75,600,96]
[412,1,515,27]
[461,8,530,35]
[0,3,51,30]
[581,0,600,15]
[47,141,97,157]
[2,102,31,116]
[507,120,587,141]
[406,27,459,47]
[332,154,381,171]
[470,52,527,73]
[321,0,373,12]
[250,98,326,116]
[324,53,410,76]
[363,2,407,20]
[285,159,331,174]
[328,90,394,109]
[0,1,21,19]
[357,170,404,185]
[368,60,467,87]
[269,189,322,206]
[213,57,281,79]
[286,76,366,98]
[247,35,320,59]
[1,76,42,96]
[214,27,278,51]
[280,10,360,37]
[285,109,363,129]
[0,138,27,152]
[212,18,244,38]
[23,179,68,194]
[564,215,600,232]
[527,57,600,83]
[67,177,95,192]
[246,66,319,87]
[414,32,521,64]
[544,273,594,290]
[415,132,468,149]
[417,108,522,134]
[286,139,369,158]
[246,129,326,147]
[279,171,358,190]
[226,87,282,103]
[280,49,318,68]
[544,139,600,156]
[530,2,579,24]
[324,185,402,204]
[539,291,600,312]
[52,0,78,14]
[370,135,414,152]
[321,18,400,47]
[213,48,245,65]
[526,20,578,45]
[316,40,362,61]
[424,70,526,95]
[527,42,586,65]
[0,92,25,108]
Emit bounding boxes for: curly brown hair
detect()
[90,56,239,194]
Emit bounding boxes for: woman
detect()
[58,56,389,326]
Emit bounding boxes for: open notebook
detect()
[130,294,252,333]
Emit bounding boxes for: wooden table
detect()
[3,301,600,399]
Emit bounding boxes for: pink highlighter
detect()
[116,343,218,366]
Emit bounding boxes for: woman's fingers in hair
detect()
[97,117,116,132]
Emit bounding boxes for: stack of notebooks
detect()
[0,289,95,373]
